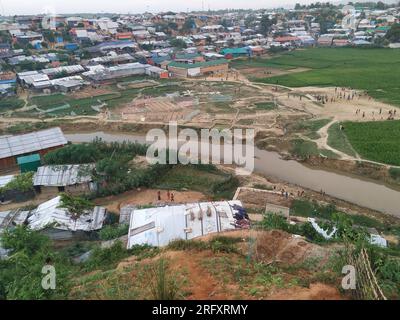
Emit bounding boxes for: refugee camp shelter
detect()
[126,200,249,248]
[17,153,41,173]
[33,164,95,193]
[0,127,68,170]
[28,196,107,240]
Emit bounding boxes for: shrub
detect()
[389,167,400,181]
[99,224,129,241]
[0,172,34,193]
[0,226,71,299]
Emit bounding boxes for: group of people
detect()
[157,190,174,202]
[355,107,397,121]
[314,88,360,105]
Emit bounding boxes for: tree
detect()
[376,1,386,10]
[260,15,277,35]
[386,23,400,43]
[181,18,195,34]
[170,38,187,49]
[94,157,130,185]
[58,193,94,220]
[167,22,178,31]
[43,30,55,43]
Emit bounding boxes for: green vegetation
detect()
[44,138,148,164]
[83,242,158,272]
[0,172,34,193]
[290,138,319,158]
[255,48,400,106]
[0,226,71,299]
[292,118,331,140]
[290,138,339,159]
[389,167,400,181]
[44,139,175,198]
[99,224,129,241]
[149,259,182,300]
[327,122,358,157]
[28,92,124,117]
[230,58,293,70]
[290,199,388,231]
[155,164,239,200]
[254,101,276,110]
[0,97,25,111]
[58,193,94,220]
[168,236,242,254]
[342,120,400,166]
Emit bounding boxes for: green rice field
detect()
[254,48,400,106]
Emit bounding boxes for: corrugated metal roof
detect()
[28,196,106,232]
[127,200,246,248]
[0,209,29,231]
[41,65,85,75]
[33,164,93,187]
[0,127,67,160]
[168,59,229,69]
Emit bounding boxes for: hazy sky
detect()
[0,0,322,15]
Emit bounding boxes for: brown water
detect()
[65,131,400,217]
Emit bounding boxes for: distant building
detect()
[33,164,95,194]
[0,127,68,170]
[167,59,229,78]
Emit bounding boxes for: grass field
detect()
[0,97,25,111]
[292,118,331,140]
[342,120,400,166]
[155,164,239,199]
[254,102,277,110]
[254,48,400,106]
[327,122,358,157]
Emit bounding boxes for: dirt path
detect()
[164,251,237,300]
[313,120,357,160]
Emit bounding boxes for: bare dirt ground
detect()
[93,188,207,213]
[266,283,343,300]
[70,87,115,99]
[114,230,343,300]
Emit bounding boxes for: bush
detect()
[0,172,34,193]
[84,242,158,271]
[99,224,129,241]
[0,226,71,299]
[389,167,400,181]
